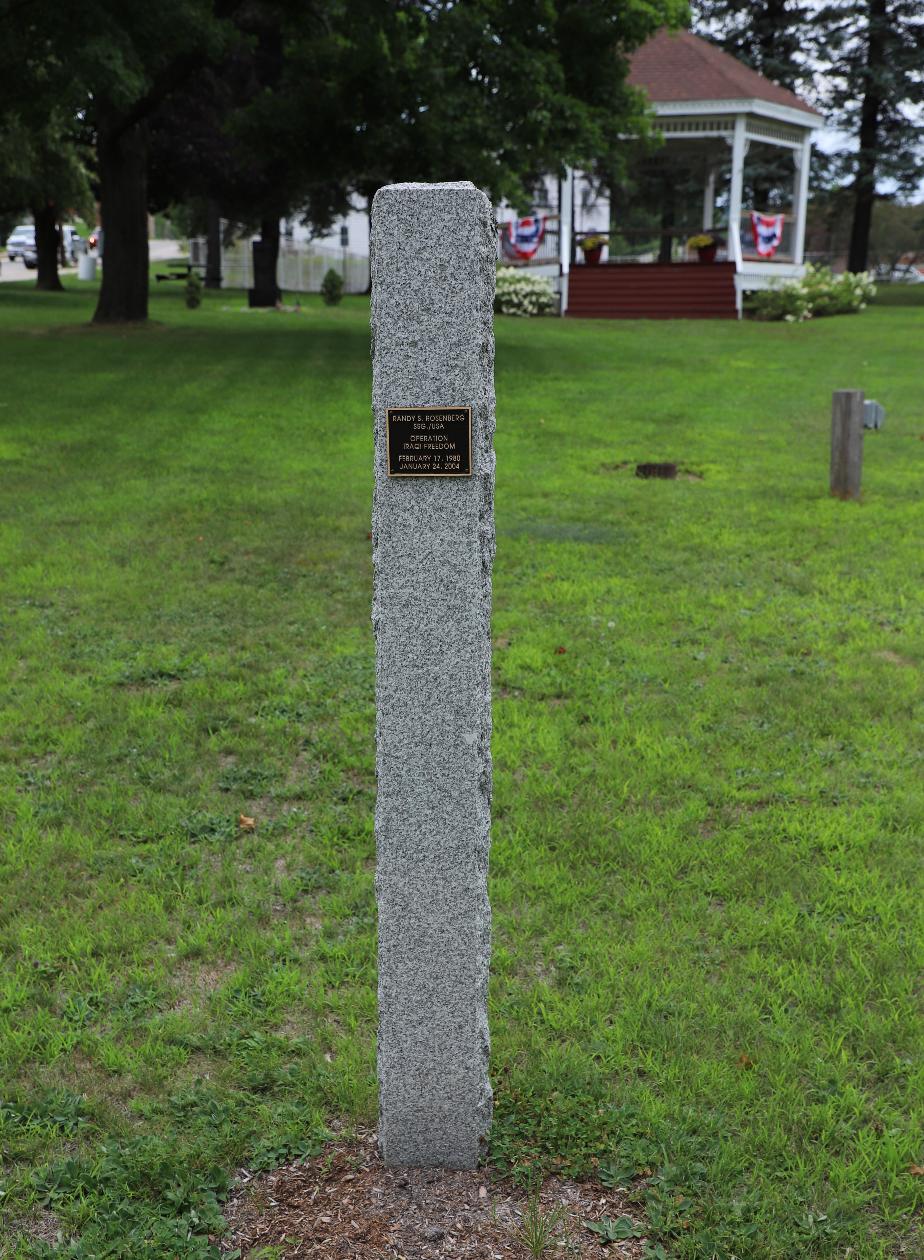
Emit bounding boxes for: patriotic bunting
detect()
[501,214,547,261]
[750,212,785,258]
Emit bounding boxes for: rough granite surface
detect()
[370,182,495,1169]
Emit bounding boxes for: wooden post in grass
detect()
[830,390,864,501]
[370,183,495,1168]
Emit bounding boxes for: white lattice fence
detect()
[190,238,370,294]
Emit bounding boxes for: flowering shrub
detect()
[753,264,876,322]
[800,265,876,316]
[495,267,556,317]
[751,283,813,323]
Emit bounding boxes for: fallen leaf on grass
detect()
[238,814,256,831]
[554,646,567,655]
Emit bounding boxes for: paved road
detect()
[0,239,186,283]
[0,256,67,283]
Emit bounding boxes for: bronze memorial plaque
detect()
[386,407,472,477]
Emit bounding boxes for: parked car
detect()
[8,224,83,268]
[6,224,34,260]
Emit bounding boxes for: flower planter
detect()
[582,246,603,266]
[696,244,718,264]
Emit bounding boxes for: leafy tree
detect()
[148,2,360,306]
[82,2,236,323]
[813,0,924,273]
[147,67,256,293]
[244,0,692,298]
[21,123,93,292]
[1,1,236,321]
[692,0,811,92]
[150,0,686,306]
[345,0,687,207]
[868,199,924,272]
[805,189,924,276]
[0,26,93,291]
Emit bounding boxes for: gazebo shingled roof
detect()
[628,28,821,118]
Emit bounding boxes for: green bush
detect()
[320,268,344,306]
[753,264,875,323]
[495,267,556,317]
[184,271,202,310]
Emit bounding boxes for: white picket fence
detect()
[189,237,369,294]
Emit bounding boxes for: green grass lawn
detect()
[0,279,921,1260]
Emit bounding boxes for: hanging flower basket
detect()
[687,233,722,264]
[580,235,606,266]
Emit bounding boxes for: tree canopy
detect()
[2,0,686,319]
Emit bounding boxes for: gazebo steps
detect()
[568,262,737,319]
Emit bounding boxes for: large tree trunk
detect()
[93,109,150,323]
[249,214,281,307]
[847,0,885,274]
[205,198,222,289]
[33,202,63,291]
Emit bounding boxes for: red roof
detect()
[629,29,821,118]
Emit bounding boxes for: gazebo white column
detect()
[702,165,716,232]
[792,132,812,267]
[559,166,574,316]
[727,114,748,269]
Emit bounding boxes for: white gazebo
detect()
[561,28,822,319]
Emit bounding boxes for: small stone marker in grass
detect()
[370,182,495,1169]
[830,390,864,501]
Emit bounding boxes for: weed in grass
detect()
[584,1214,644,1243]
[514,1184,570,1257]
[249,1134,326,1172]
[598,1161,637,1190]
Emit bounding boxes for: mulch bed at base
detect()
[221,1131,646,1259]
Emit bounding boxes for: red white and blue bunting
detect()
[500,214,547,261]
[750,212,785,258]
